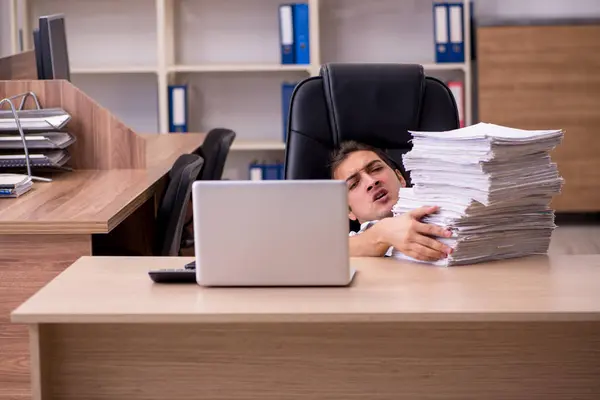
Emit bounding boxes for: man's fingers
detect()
[415,221,453,238]
[412,233,453,255]
[408,243,447,261]
[405,248,441,262]
[408,205,439,220]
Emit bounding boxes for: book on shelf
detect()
[168,85,188,133]
[447,80,464,127]
[279,3,310,65]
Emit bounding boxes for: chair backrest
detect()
[196,128,236,180]
[154,153,204,256]
[284,63,460,183]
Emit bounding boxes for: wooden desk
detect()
[11,255,600,400]
[0,133,204,400]
[0,134,204,234]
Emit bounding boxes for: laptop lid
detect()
[191,180,351,286]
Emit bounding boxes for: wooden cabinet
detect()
[476,21,600,212]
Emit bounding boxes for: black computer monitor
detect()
[32,29,44,80]
[35,14,71,81]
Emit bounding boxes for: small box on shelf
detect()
[249,160,284,180]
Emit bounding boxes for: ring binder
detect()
[0,91,57,183]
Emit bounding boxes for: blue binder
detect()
[263,163,280,180]
[275,161,284,180]
[293,3,310,64]
[433,3,450,63]
[279,4,295,64]
[281,82,296,143]
[447,2,465,62]
[168,85,188,132]
[249,162,284,180]
[249,161,263,180]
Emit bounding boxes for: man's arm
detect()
[348,207,454,259]
[349,220,392,257]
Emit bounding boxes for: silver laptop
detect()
[191,179,355,287]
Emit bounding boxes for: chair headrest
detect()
[320,63,425,148]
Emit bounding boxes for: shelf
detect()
[168,64,312,73]
[8,0,476,180]
[230,140,286,151]
[421,62,468,71]
[71,66,158,74]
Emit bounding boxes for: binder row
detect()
[167,80,298,144]
[433,2,466,63]
[279,3,310,65]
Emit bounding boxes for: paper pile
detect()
[392,122,564,266]
[0,173,33,198]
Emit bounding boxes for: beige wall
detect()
[0,0,13,57]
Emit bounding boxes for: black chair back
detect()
[154,154,204,256]
[196,128,236,180]
[284,63,460,183]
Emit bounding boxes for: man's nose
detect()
[366,177,381,191]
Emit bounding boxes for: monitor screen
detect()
[38,14,71,81]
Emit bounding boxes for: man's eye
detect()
[349,181,358,190]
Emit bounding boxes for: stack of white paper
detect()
[392,122,564,267]
[0,173,33,198]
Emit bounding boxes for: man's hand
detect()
[379,206,454,261]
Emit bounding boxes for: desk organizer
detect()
[0,92,76,180]
[0,80,147,170]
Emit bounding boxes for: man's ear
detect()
[348,207,358,222]
[395,169,407,188]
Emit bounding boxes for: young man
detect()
[330,141,454,261]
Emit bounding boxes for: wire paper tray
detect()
[0,91,72,183]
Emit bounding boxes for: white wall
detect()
[474,0,600,19]
[0,0,12,57]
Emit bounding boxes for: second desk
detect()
[0,132,205,400]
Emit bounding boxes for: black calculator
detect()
[148,261,196,283]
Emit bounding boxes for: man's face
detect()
[333,150,406,224]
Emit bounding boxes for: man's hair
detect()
[329,140,403,178]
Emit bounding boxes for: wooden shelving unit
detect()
[9,0,472,179]
[71,66,159,75]
[231,140,287,151]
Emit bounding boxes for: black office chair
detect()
[284,63,460,181]
[283,63,460,232]
[194,128,236,180]
[180,128,236,251]
[154,153,204,256]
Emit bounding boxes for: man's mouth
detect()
[372,188,389,203]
